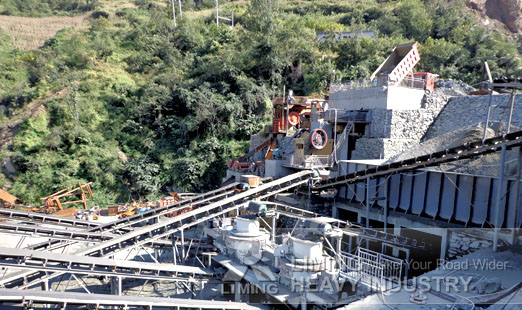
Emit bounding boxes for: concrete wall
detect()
[424,94,522,140]
[330,86,424,111]
[330,87,388,110]
[387,86,424,110]
[265,160,294,178]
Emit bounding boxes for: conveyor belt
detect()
[0,222,115,242]
[0,209,101,228]
[0,247,209,284]
[28,183,239,251]
[91,182,240,233]
[2,171,313,288]
[0,288,259,310]
[267,202,424,249]
[316,129,522,189]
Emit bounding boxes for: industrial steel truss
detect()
[0,288,259,310]
[316,129,522,189]
[1,171,313,289]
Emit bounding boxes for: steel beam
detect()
[0,209,101,228]
[28,184,239,251]
[0,288,260,309]
[0,247,210,288]
[3,172,312,288]
[270,201,424,249]
[0,222,115,242]
[316,130,522,189]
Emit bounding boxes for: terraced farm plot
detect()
[0,14,88,50]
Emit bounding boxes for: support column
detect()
[181,229,185,263]
[110,276,122,296]
[366,178,370,249]
[439,228,450,262]
[332,199,339,219]
[234,282,241,302]
[154,248,160,262]
[271,215,276,243]
[40,280,49,291]
[510,147,522,244]
[393,226,401,257]
[493,144,507,251]
[384,177,388,231]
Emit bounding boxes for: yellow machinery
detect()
[0,189,20,208]
[39,182,93,214]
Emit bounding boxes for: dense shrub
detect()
[0,0,520,206]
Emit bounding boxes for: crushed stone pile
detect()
[435,79,476,97]
[386,126,521,177]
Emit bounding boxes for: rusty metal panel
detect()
[411,172,428,215]
[439,174,457,221]
[389,174,401,209]
[398,174,413,212]
[455,175,473,224]
[471,177,491,226]
[425,172,442,218]
[489,179,507,228]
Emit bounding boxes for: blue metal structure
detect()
[338,161,521,228]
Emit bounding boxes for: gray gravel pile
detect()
[385,126,522,177]
[422,88,449,111]
[435,79,476,97]
[386,126,494,163]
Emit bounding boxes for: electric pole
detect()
[216,0,219,26]
[170,0,177,27]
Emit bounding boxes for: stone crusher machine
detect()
[205,201,363,309]
[269,93,331,135]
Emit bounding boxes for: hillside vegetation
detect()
[0,0,521,206]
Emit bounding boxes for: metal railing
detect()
[287,155,333,169]
[339,247,402,291]
[330,76,426,93]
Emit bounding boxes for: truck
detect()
[370,41,437,93]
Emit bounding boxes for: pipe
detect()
[482,90,493,142]
[507,89,515,133]
[366,177,370,249]
[333,109,338,164]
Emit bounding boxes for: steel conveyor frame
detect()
[316,129,522,189]
[0,288,259,310]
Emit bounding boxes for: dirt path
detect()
[0,88,67,148]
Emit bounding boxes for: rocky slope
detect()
[466,0,522,34]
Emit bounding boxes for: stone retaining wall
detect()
[352,92,450,159]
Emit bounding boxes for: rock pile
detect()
[448,232,492,260]
[435,79,476,97]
